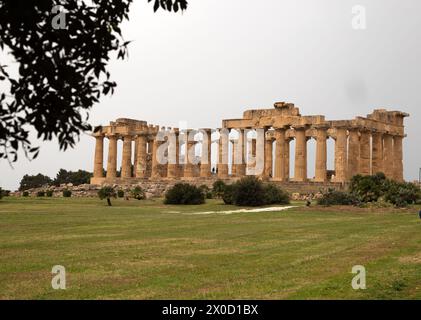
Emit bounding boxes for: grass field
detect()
[0,197,420,299]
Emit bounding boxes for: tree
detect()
[53,169,92,186]
[98,186,116,206]
[0,187,2,200]
[0,0,188,162]
[19,173,52,191]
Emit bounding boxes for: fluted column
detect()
[121,135,132,178]
[274,128,287,181]
[136,134,148,178]
[106,134,117,178]
[359,130,371,175]
[347,129,360,180]
[234,129,246,176]
[93,134,104,178]
[285,138,291,181]
[383,133,394,179]
[294,126,307,182]
[184,130,197,178]
[393,135,404,182]
[151,134,163,179]
[200,129,212,177]
[333,127,348,183]
[168,129,179,178]
[264,134,273,178]
[315,127,327,182]
[231,139,237,176]
[217,128,229,178]
[372,132,384,175]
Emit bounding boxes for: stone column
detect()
[135,134,148,178]
[231,139,237,176]
[234,129,246,176]
[264,134,273,178]
[167,129,179,178]
[151,134,162,179]
[106,134,117,178]
[383,133,394,179]
[359,130,371,176]
[200,129,212,177]
[393,135,404,182]
[133,137,138,175]
[274,128,286,181]
[347,129,360,179]
[314,127,327,182]
[333,127,348,183]
[217,128,229,178]
[121,135,132,178]
[294,126,307,182]
[285,138,291,181]
[372,132,384,175]
[93,134,104,178]
[184,130,197,178]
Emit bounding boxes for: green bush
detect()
[0,187,2,200]
[212,180,226,198]
[22,191,29,197]
[317,189,359,206]
[199,185,213,199]
[384,180,421,207]
[349,173,388,203]
[46,190,53,197]
[222,184,236,205]
[131,186,145,200]
[231,176,266,206]
[98,187,116,206]
[263,184,290,205]
[62,189,72,198]
[36,191,45,197]
[349,173,421,207]
[164,183,205,205]
[117,190,125,198]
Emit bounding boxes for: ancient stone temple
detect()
[90,102,408,187]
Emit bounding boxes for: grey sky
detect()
[1,0,420,190]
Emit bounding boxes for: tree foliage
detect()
[53,168,92,186]
[19,173,52,191]
[98,186,116,206]
[0,0,188,162]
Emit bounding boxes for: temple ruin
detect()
[90,102,408,188]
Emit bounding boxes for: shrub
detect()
[212,180,226,198]
[384,180,421,207]
[22,191,29,197]
[317,189,359,206]
[36,191,45,197]
[98,187,116,206]
[222,184,236,205]
[349,173,388,203]
[0,189,10,197]
[62,189,72,198]
[231,176,266,207]
[199,185,213,199]
[117,190,125,198]
[131,186,145,200]
[263,184,290,205]
[46,190,53,197]
[164,183,205,205]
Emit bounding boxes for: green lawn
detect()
[0,197,420,299]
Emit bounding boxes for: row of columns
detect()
[93,127,404,182]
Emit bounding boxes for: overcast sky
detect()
[1,0,420,190]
